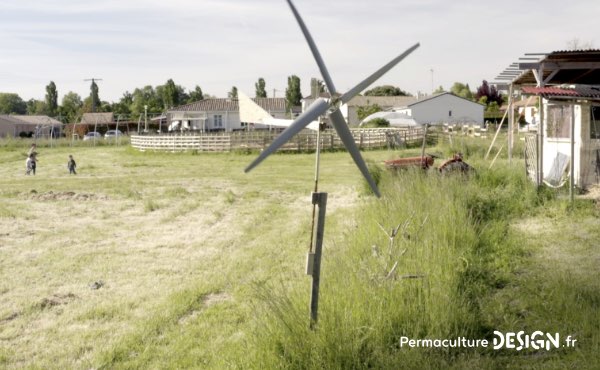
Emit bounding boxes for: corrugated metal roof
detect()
[344,95,417,107]
[81,112,114,124]
[0,115,62,126]
[14,115,62,125]
[501,50,600,85]
[521,85,600,99]
[171,98,287,113]
[407,92,485,107]
[0,115,25,125]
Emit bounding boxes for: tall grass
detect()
[242,161,548,369]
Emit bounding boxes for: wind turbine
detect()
[245,0,419,198]
[245,0,419,326]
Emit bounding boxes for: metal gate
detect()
[524,134,538,184]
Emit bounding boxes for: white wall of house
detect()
[407,93,484,125]
[206,110,289,131]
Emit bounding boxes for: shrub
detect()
[362,118,390,128]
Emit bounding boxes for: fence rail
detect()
[130,128,426,152]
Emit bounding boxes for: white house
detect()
[167,97,288,132]
[395,92,484,125]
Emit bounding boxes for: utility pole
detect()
[272,88,280,98]
[84,78,103,113]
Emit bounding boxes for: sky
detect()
[0,0,598,105]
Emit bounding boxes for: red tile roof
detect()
[521,85,600,99]
[171,98,287,112]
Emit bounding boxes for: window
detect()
[213,115,222,128]
[448,110,452,117]
[546,105,572,139]
[591,106,600,139]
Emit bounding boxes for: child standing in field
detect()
[25,153,36,175]
[67,155,77,175]
[25,155,32,175]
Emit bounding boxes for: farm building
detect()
[0,115,62,138]
[394,92,485,125]
[167,98,289,132]
[496,49,600,189]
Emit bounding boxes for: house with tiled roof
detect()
[167,97,289,132]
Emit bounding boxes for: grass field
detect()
[0,137,598,369]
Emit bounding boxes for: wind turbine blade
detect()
[340,43,420,104]
[245,98,329,173]
[329,109,381,197]
[286,0,336,94]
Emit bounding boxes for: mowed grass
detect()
[0,140,377,369]
[0,136,598,369]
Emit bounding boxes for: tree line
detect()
[0,77,503,123]
[0,76,306,123]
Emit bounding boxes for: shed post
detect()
[508,84,514,163]
[570,105,575,203]
[538,97,545,186]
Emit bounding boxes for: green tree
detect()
[228,86,238,99]
[162,79,180,109]
[475,80,502,106]
[45,81,59,116]
[433,85,445,94]
[364,85,410,96]
[362,117,390,128]
[310,78,325,98]
[131,86,161,118]
[111,92,133,116]
[89,80,100,112]
[26,99,47,115]
[450,82,473,100]
[0,93,27,114]
[59,91,83,123]
[357,104,382,121]
[285,75,302,111]
[255,78,267,98]
[188,85,204,102]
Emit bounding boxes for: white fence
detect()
[130,128,426,152]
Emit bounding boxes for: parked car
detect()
[83,132,102,141]
[104,130,124,139]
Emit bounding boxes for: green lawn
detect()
[0,137,598,369]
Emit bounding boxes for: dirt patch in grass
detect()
[23,190,109,201]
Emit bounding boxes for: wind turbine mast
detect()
[245,0,420,327]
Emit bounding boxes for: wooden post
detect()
[309,191,327,328]
[570,105,575,203]
[485,108,508,160]
[508,84,514,164]
[420,124,428,166]
[538,98,545,186]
